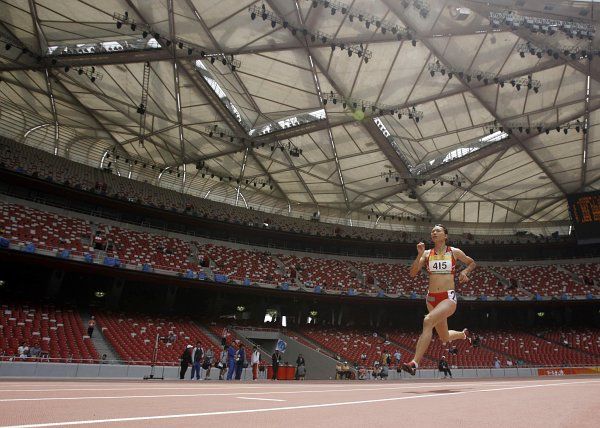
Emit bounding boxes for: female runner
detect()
[402,224,479,375]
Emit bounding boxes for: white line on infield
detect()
[0,379,598,428]
[236,397,285,402]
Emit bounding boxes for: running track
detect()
[0,377,598,427]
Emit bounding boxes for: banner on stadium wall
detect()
[537,367,600,376]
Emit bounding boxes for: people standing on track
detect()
[190,341,203,380]
[218,345,228,380]
[271,349,281,380]
[226,342,236,380]
[402,224,480,376]
[179,345,192,380]
[203,347,214,380]
[251,345,261,381]
[235,343,246,380]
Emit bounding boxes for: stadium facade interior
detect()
[0,0,599,379]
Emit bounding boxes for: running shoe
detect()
[401,361,417,376]
[463,328,481,347]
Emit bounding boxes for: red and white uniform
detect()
[425,246,458,308]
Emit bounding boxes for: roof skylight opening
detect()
[278,117,300,128]
[147,38,161,49]
[249,108,327,136]
[309,109,326,120]
[101,41,123,50]
[480,130,508,143]
[442,147,479,164]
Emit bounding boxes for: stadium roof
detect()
[0,0,598,234]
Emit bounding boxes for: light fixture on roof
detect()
[490,10,595,40]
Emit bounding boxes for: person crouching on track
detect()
[438,355,452,379]
[402,224,480,376]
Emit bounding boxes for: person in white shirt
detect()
[494,357,501,369]
[251,346,261,381]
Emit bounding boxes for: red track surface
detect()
[0,377,598,427]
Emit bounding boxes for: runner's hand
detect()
[417,242,425,255]
[459,271,469,284]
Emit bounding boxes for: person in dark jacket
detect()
[180,345,192,380]
[235,343,246,380]
[271,350,281,380]
[295,354,305,380]
[226,343,236,380]
[438,355,452,379]
[190,342,204,380]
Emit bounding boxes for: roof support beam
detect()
[27,0,47,55]
[168,0,186,190]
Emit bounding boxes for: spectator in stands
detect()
[87,316,96,337]
[17,342,25,358]
[296,354,306,380]
[226,343,236,380]
[271,349,281,380]
[494,357,501,369]
[394,350,402,365]
[221,327,229,346]
[30,343,41,359]
[438,356,452,379]
[203,347,214,380]
[101,354,108,364]
[506,359,513,367]
[190,342,204,380]
[180,345,192,380]
[360,353,367,363]
[251,346,261,381]
[218,345,228,380]
[235,343,246,380]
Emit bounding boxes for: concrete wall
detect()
[1,361,595,380]
[0,361,255,380]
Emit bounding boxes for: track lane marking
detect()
[236,397,285,402]
[0,379,598,427]
[0,377,576,393]
[0,379,555,402]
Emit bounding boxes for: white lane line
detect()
[0,378,568,393]
[0,379,598,428]
[0,380,544,403]
[236,397,285,402]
